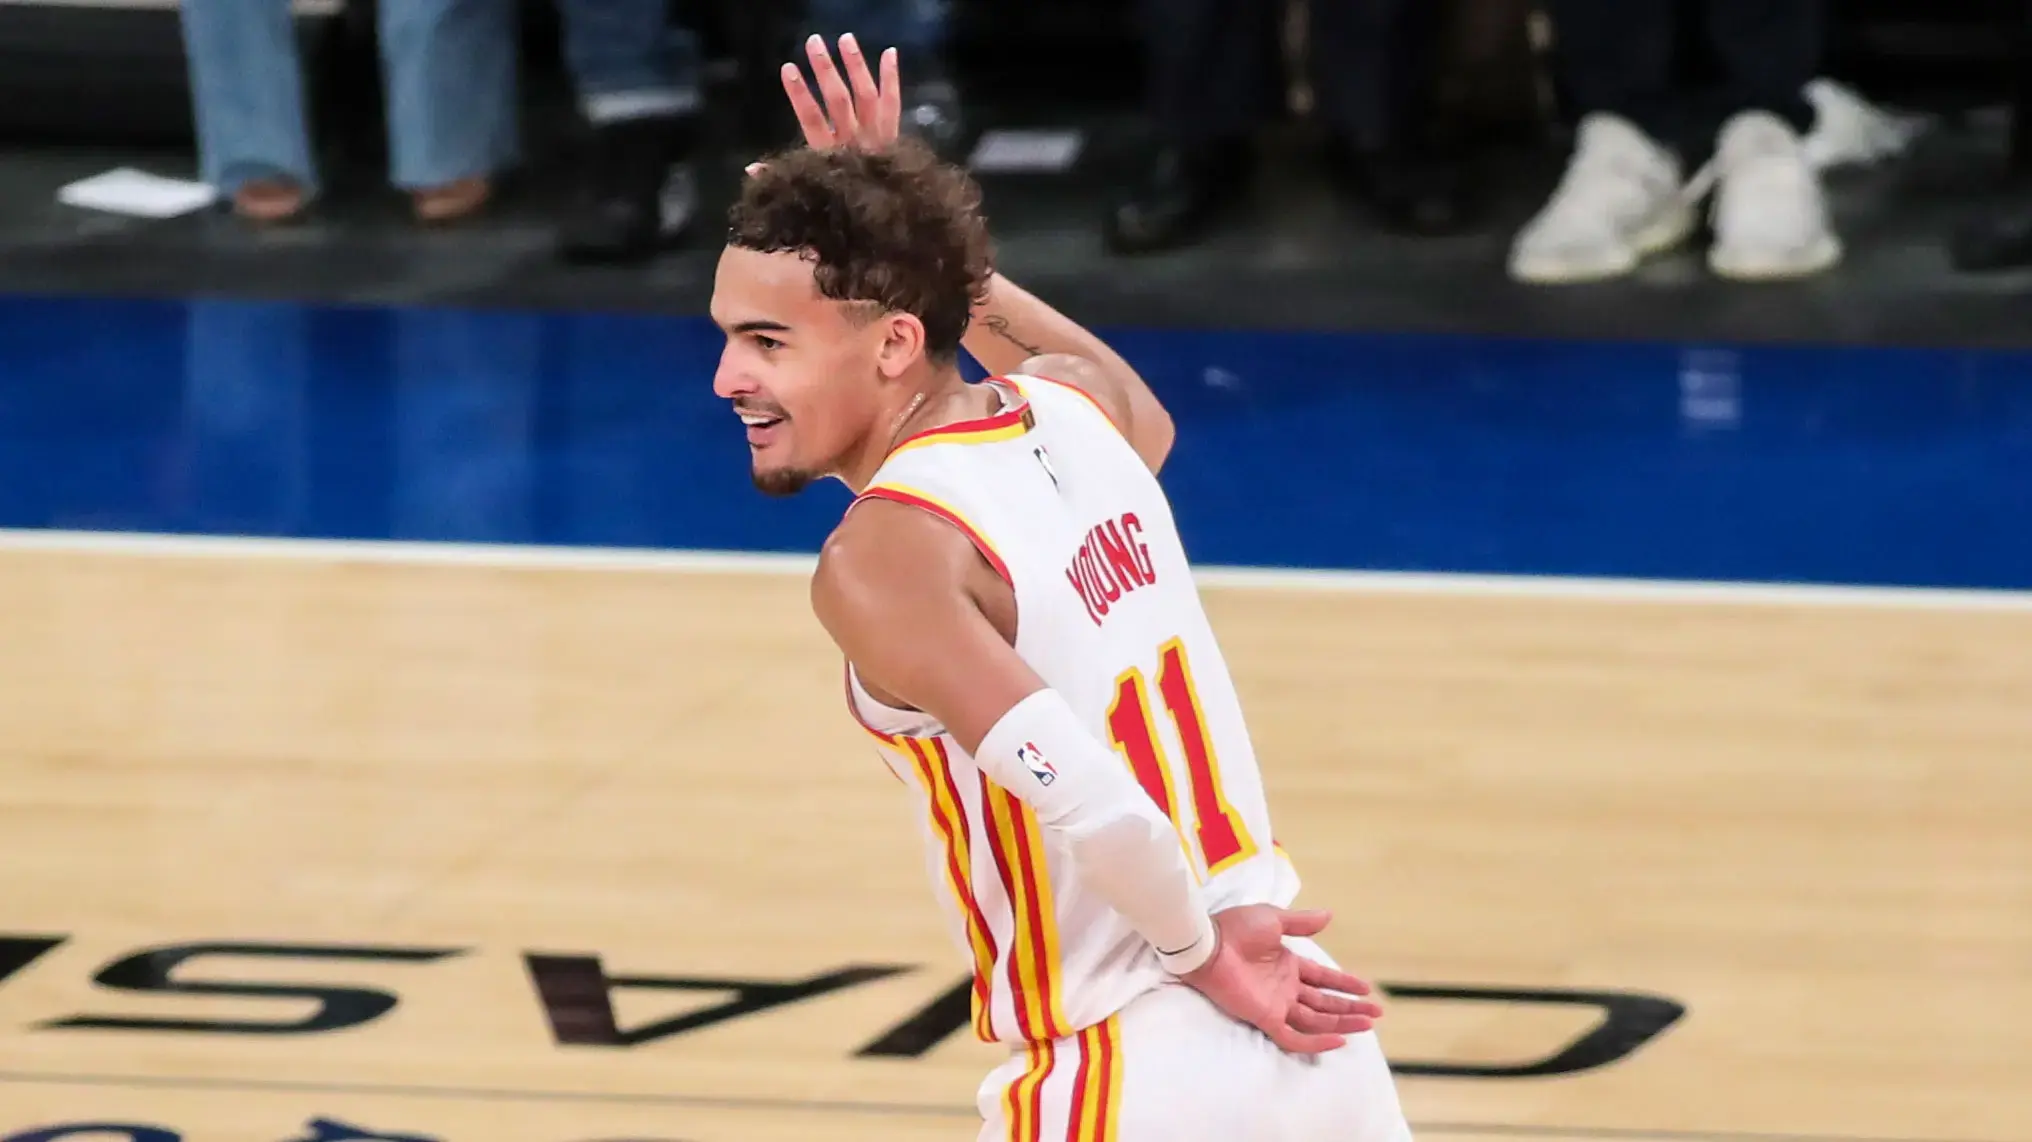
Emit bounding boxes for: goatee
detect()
[752,466,819,497]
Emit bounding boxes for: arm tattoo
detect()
[983,315,1045,358]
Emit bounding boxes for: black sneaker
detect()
[556,114,699,265]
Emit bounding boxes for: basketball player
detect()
[710,34,1414,1141]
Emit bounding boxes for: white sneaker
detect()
[1508,113,1695,284]
[1700,110,1841,281]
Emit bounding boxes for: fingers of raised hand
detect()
[779,62,836,147]
[838,35,886,141]
[804,35,861,141]
[877,45,901,134]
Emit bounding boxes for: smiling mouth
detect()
[740,411,786,451]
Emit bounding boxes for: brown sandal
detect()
[232,178,308,224]
[410,176,491,225]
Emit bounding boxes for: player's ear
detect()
[873,311,928,379]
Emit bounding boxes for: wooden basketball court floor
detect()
[0,532,2026,1142]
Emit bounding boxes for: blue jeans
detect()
[180,0,519,196]
[805,0,949,57]
[553,0,702,122]
[550,0,943,125]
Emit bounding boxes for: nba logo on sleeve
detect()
[1018,741,1057,786]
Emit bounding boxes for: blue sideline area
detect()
[1,292,2028,590]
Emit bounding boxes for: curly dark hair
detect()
[726,138,995,363]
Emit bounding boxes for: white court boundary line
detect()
[3,526,2030,612]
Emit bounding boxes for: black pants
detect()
[1547,0,1822,154]
[1140,0,1436,152]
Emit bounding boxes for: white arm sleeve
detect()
[973,687,1218,974]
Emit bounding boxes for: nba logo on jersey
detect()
[1018,741,1057,786]
[1033,445,1060,490]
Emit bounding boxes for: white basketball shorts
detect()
[973,937,1413,1142]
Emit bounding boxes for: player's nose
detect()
[711,354,754,400]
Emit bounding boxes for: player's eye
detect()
[752,334,784,351]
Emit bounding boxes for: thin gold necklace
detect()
[884,390,930,453]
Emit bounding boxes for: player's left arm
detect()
[812,500,1218,975]
[763,36,1172,470]
[961,273,1176,474]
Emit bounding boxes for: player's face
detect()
[709,247,891,496]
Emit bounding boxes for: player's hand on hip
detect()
[780,33,902,154]
[1178,904,1382,1055]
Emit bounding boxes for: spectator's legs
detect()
[1696,0,1820,144]
[379,0,522,222]
[805,0,959,152]
[179,0,317,221]
[1508,0,1696,283]
[1696,0,1839,279]
[1103,0,1283,254]
[554,0,704,263]
[1544,0,1684,146]
[1143,0,1281,151]
[1951,16,2032,275]
[1950,194,2032,273]
[1308,0,1432,153]
[560,0,702,124]
[1308,0,1472,235]
[804,0,944,60]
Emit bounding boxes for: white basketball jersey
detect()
[845,373,1301,1047]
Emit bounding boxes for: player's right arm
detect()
[959,275,1177,474]
[813,501,1380,1053]
[812,499,1218,975]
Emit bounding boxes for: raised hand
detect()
[1178,904,1383,1054]
[781,33,902,154]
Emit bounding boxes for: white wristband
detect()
[974,687,1213,969]
[1154,908,1219,976]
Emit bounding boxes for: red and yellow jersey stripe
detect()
[850,715,1073,1046]
[1067,1016,1124,1142]
[981,772,1071,1042]
[1004,373,1124,437]
[849,378,1050,585]
[887,388,1036,456]
[1003,1037,1054,1142]
[891,736,1003,1043]
[852,482,1012,586]
[843,663,1045,1043]
[842,664,910,786]
[999,1015,1123,1142]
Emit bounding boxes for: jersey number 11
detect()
[1105,638,1259,875]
